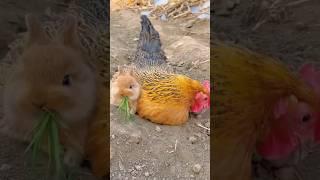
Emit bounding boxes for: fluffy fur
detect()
[110,67,141,114]
[1,14,97,167]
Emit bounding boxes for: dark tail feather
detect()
[134,15,166,67]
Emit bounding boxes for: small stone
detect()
[135,165,143,171]
[184,19,196,28]
[188,136,197,144]
[0,164,11,171]
[131,170,137,176]
[119,161,124,171]
[144,172,150,177]
[133,38,139,41]
[192,164,202,174]
[205,122,210,128]
[111,134,115,139]
[177,61,185,67]
[128,134,142,144]
[155,126,162,132]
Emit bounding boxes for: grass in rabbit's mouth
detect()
[25,109,71,180]
[118,96,134,121]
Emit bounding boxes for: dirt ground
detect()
[110,5,210,180]
[214,0,320,179]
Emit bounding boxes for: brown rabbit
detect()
[110,66,141,114]
[1,14,98,167]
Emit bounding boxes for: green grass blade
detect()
[25,113,49,154]
[117,96,134,121]
[50,118,62,174]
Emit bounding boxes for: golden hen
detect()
[213,40,320,180]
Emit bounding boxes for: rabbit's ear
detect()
[25,14,50,46]
[61,15,83,51]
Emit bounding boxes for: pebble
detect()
[135,165,143,171]
[188,136,197,144]
[128,134,142,144]
[155,126,162,132]
[131,170,137,176]
[144,172,150,177]
[205,122,210,128]
[119,161,125,171]
[0,164,11,171]
[111,134,116,139]
[192,164,202,174]
[177,61,184,67]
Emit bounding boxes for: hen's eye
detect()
[302,114,311,122]
[204,97,208,100]
[62,74,71,86]
[129,85,133,89]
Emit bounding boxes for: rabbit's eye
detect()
[62,74,71,86]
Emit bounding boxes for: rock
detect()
[188,136,197,144]
[119,161,125,171]
[155,126,162,132]
[205,122,210,128]
[195,133,202,138]
[128,133,142,144]
[135,165,143,171]
[111,134,116,139]
[177,61,185,67]
[192,164,202,174]
[131,170,138,176]
[183,19,196,28]
[144,172,150,177]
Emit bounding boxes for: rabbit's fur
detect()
[110,67,141,114]
[1,14,97,167]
